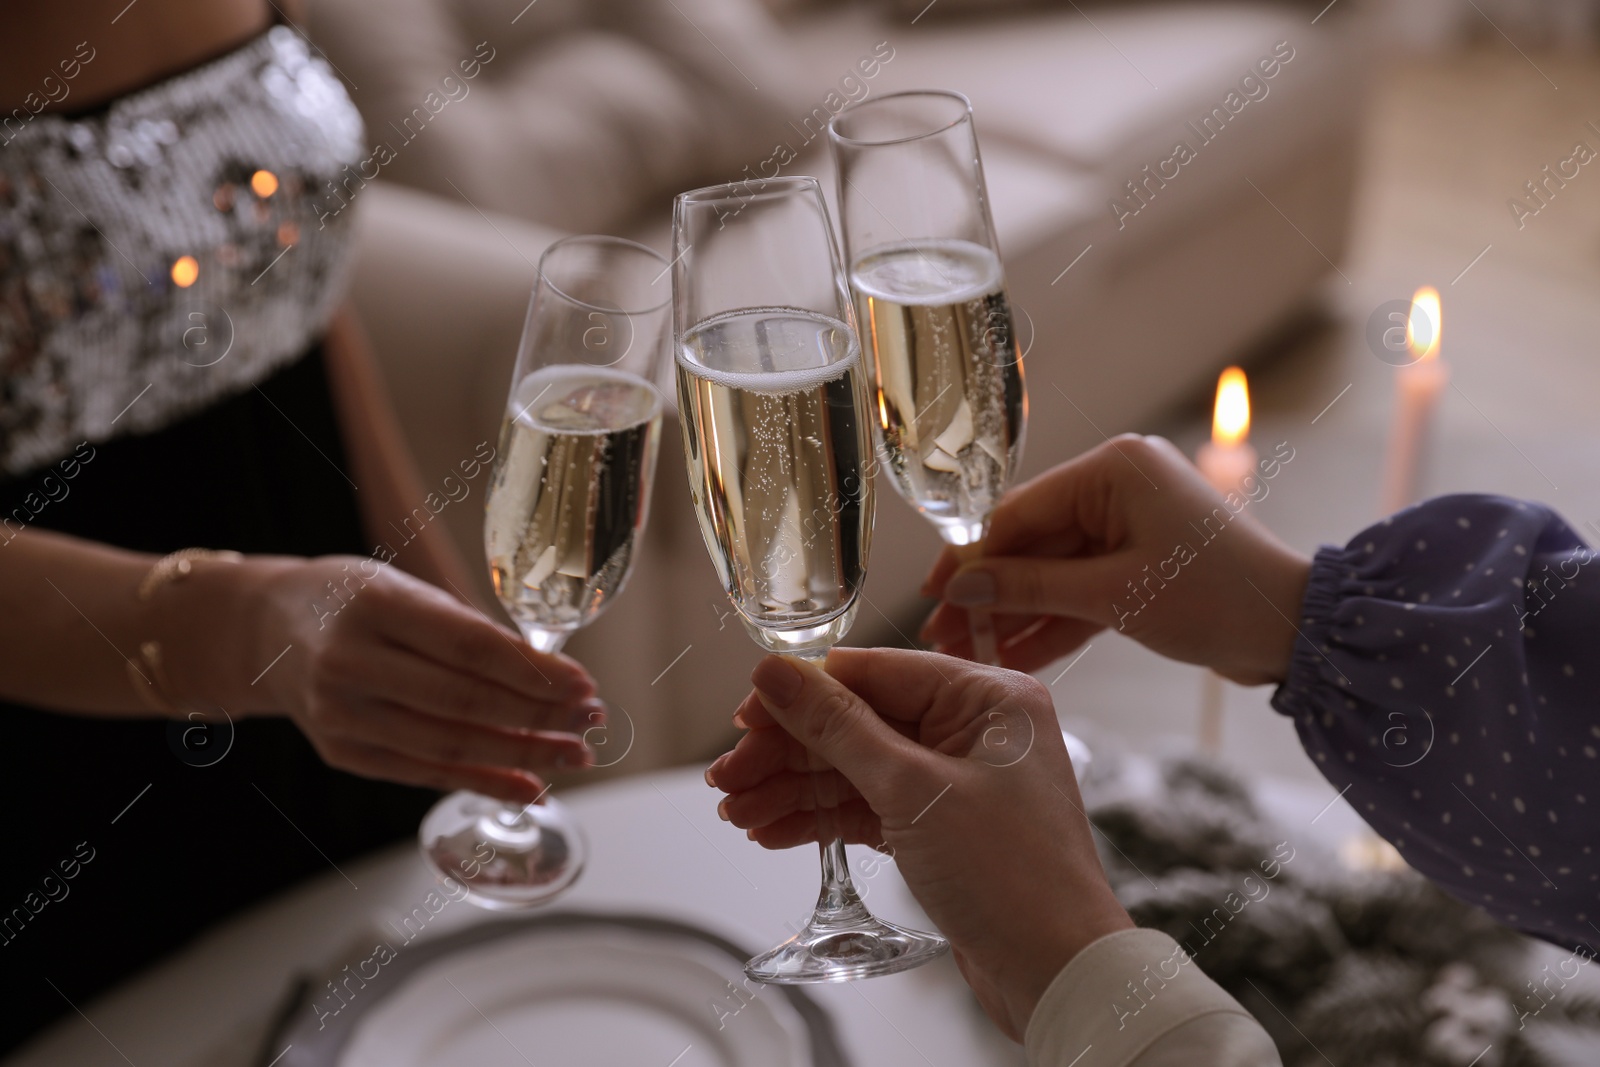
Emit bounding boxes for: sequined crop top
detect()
[0,27,364,476]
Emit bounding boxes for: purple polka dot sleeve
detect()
[1271,494,1600,951]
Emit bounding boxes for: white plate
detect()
[339,924,813,1067]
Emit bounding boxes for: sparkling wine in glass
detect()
[418,235,669,908]
[828,90,1026,662]
[673,176,949,982]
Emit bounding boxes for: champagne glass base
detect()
[745,913,949,984]
[419,791,586,910]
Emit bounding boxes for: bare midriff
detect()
[0,0,274,114]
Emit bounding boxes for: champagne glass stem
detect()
[521,626,571,655]
[946,527,1000,666]
[814,837,871,925]
[787,643,864,927]
[795,649,885,955]
[744,646,949,981]
[498,625,570,834]
[968,605,1000,667]
[794,647,874,927]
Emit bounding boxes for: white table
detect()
[8,767,1022,1067]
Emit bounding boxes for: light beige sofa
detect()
[311,0,1374,774]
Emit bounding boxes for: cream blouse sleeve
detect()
[1025,928,1282,1067]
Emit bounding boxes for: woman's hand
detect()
[247,556,599,803]
[708,649,1133,1041]
[920,434,1312,686]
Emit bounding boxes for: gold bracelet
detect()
[125,548,242,716]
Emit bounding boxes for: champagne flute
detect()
[673,176,949,982]
[827,90,1025,664]
[418,235,670,908]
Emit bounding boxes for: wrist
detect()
[233,556,307,715]
[1007,892,1134,1035]
[1223,545,1311,686]
[1260,547,1311,684]
[151,554,298,716]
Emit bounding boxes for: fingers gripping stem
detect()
[950,539,1000,665]
[799,648,870,924]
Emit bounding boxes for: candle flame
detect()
[1212,366,1250,446]
[1407,286,1441,362]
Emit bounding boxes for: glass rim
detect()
[674,174,825,212]
[537,234,672,316]
[827,89,974,148]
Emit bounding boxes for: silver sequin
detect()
[0,27,365,475]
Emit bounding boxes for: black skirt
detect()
[0,346,437,1053]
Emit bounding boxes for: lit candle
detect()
[1194,367,1256,753]
[1196,367,1258,496]
[1380,286,1448,515]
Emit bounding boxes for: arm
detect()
[1272,493,1594,718]
[0,527,260,715]
[1269,494,1598,947]
[1026,929,1280,1067]
[321,303,481,603]
[0,525,595,802]
[919,441,1596,944]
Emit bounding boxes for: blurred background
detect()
[305,0,1600,786]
